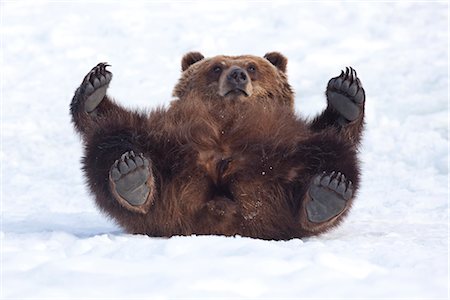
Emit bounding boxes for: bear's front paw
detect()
[306,171,353,223]
[326,67,365,124]
[109,151,155,214]
[81,62,112,113]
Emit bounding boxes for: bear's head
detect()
[173,52,294,109]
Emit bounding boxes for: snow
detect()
[1,1,448,299]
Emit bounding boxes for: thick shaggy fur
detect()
[72,53,363,240]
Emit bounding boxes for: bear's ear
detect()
[264,52,287,73]
[182,52,205,71]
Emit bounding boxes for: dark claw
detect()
[349,68,354,83]
[352,68,357,83]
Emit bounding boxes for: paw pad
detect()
[110,151,152,208]
[82,62,113,113]
[327,67,365,122]
[306,171,353,223]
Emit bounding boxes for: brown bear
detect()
[70,52,365,240]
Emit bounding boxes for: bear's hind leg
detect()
[109,151,156,214]
[82,127,158,226]
[287,132,360,236]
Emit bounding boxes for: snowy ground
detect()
[1,1,448,299]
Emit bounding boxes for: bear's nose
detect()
[226,67,248,86]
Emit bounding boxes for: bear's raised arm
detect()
[309,67,366,146]
[70,63,141,137]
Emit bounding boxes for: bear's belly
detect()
[196,149,234,186]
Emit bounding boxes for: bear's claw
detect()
[81,62,112,113]
[326,67,365,124]
[306,171,353,223]
[110,151,152,207]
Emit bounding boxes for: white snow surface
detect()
[1,1,448,299]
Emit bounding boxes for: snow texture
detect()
[1,1,448,299]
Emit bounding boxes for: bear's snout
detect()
[219,66,253,97]
[227,67,248,86]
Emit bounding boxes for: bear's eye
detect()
[247,65,257,73]
[212,65,223,73]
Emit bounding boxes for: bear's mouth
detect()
[224,88,249,97]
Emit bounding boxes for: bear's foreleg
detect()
[309,67,365,146]
[70,63,131,137]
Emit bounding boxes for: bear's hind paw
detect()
[306,171,353,223]
[109,151,154,214]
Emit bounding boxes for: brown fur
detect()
[71,53,363,240]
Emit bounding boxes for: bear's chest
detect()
[182,119,252,185]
